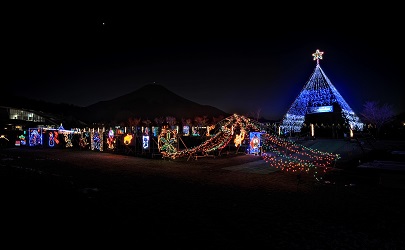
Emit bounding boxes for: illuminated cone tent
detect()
[280,50,363,134]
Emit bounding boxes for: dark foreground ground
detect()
[1,140,405,249]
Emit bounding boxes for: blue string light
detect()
[280,50,363,133]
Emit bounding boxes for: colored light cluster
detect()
[158,114,339,178]
[158,114,262,159]
[261,133,340,180]
[280,50,363,133]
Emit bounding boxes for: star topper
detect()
[312,49,324,64]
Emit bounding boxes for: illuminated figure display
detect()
[152,127,159,137]
[79,132,90,149]
[192,126,199,136]
[48,131,60,147]
[142,135,149,149]
[63,132,73,148]
[49,131,55,147]
[19,135,26,146]
[280,50,363,134]
[124,134,133,145]
[91,131,103,151]
[249,132,261,155]
[107,129,115,149]
[234,129,245,147]
[158,126,178,155]
[183,126,190,136]
[29,128,42,146]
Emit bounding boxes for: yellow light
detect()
[311,124,314,137]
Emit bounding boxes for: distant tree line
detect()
[360,100,404,139]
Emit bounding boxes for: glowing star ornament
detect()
[312,49,324,64]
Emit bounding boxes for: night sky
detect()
[4,7,404,120]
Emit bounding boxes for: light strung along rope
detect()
[158,114,258,159]
[158,114,340,179]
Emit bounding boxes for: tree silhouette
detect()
[212,115,224,125]
[249,108,262,121]
[360,101,395,137]
[165,116,177,127]
[194,116,208,126]
[181,118,193,127]
[128,117,141,127]
[142,119,152,127]
[154,117,165,126]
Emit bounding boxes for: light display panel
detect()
[307,106,333,114]
[152,127,159,137]
[79,132,90,149]
[18,135,26,146]
[249,132,262,155]
[123,133,134,146]
[62,131,73,148]
[142,135,150,149]
[182,126,190,136]
[107,129,115,150]
[48,130,60,147]
[91,131,103,151]
[191,126,200,136]
[28,128,42,146]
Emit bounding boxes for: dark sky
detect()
[4,6,404,120]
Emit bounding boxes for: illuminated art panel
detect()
[142,135,150,149]
[79,132,90,149]
[60,129,74,148]
[182,126,190,136]
[48,130,60,147]
[28,128,43,146]
[107,129,115,150]
[192,127,199,136]
[17,134,26,146]
[249,132,262,155]
[123,133,135,146]
[91,131,103,151]
[152,127,159,137]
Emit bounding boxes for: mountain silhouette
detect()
[86,83,230,124]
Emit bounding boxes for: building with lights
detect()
[0,106,63,147]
